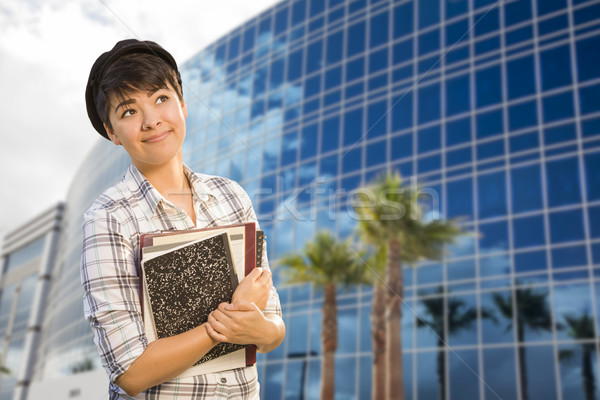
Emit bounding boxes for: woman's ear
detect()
[181,100,188,119]
[104,123,121,145]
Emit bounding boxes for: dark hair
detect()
[95,52,184,130]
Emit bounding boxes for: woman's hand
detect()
[231,267,272,310]
[205,300,285,352]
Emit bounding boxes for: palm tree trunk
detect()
[321,283,337,400]
[517,323,528,400]
[371,283,386,400]
[386,238,404,400]
[437,337,446,400]
[582,347,595,400]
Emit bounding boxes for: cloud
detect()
[0,0,280,242]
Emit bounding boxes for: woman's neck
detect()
[135,155,190,201]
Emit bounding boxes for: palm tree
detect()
[361,245,386,400]
[558,312,596,400]
[492,286,552,400]
[278,231,369,400]
[417,288,494,400]
[354,171,464,399]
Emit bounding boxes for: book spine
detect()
[256,231,264,268]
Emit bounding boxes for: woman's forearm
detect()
[116,324,218,396]
[255,314,286,353]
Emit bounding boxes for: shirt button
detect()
[220,377,227,384]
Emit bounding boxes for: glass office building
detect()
[24,0,600,399]
[0,204,63,400]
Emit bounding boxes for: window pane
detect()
[367,100,388,139]
[347,21,366,57]
[585,152,600,201]
[579,83,600,115]
[549,209,585,244]
[483,348,518,399]
[513,215,545,248]
[552,245,588,269]
[449,350,480,400]
[478,171,507,219]
[509,101,537,131]
[476,109,504,139]
[543,92,575,123]
[446,117,471,146]
[577,36,600,82]
[537,0,567,15]
[481,256,512,280]
[370,11,389,48]
[418,125,441,153]
[366,140,387,167]
[391,132,413,160]
[419,0,440,28]
[447,259,475,281]
[546,157,582,207]
[475,8,499,36]
[280,130,298,167]
[417,352,441,398]
[517,287,553,342]
[418,83,441,124]
[325,30,343,66]
[446,0,467,19]
[446,74,470,116]
[419,29,440,56]
[482,291,515,343]
[344,108,363,146]
[300,123,318,160]
[507,55,536,99]
[514,250,547,273]
[306,40,323,75]
[345,56,364,82]
[392,92,413,131]
[287,49,304,82]
[510,132,539,153]
[544,123,576,145]
[479,220,509,254]
[448,294,478,345]
[447,178,473,220]
[287,314,309,355]
[291,0,306,25]
[321,115,340,153]
[523,346,558,398]
[394,2,414,38]
[511,164,543,213]
[342,148,362,173]
[476,65,502,107]
[589,206,600,238]
[505,0,533,27]
[540,45,572,91]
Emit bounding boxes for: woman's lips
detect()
[142,131,170,143]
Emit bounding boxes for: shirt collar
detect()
[183,164,217,204]
[124,163,217,221]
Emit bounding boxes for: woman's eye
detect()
[121,109,135,118]
[156,95,169,104]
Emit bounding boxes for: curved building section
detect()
[29,1,600,399]
[32,140,129,381]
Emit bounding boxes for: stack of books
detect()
[138,222,264,377]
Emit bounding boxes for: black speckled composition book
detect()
[142,232,245,365]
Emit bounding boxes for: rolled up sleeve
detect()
[80,208,147,384]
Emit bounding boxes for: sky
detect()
[0,0,282,242]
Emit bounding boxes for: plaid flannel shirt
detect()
[81,163,281,399]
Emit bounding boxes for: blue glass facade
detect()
[176,0,600,398]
